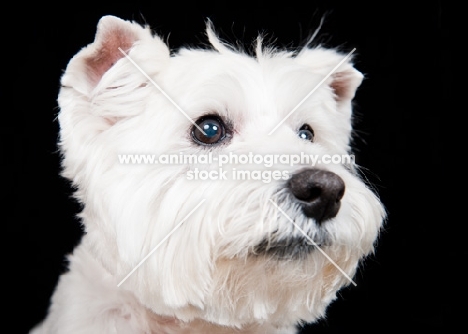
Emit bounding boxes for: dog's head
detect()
[58,15,385,328]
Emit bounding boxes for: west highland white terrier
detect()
[31,15,385,333]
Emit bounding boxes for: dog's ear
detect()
[295,48,363,105]
[57,16,171,183]
[58,15,170,126]
[61,15,170,95]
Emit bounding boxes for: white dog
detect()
[31,15,385,333]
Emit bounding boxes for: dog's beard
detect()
[62,151,385,330]
[250,189,332,260]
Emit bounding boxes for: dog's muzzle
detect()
[288,168,345,224]
[253,168,345,259]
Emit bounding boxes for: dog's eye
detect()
[298,124,314,142]
[192,116,227,145]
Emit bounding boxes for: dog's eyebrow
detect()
[117,47,208,136]
[268,48,356,135]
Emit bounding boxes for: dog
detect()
[31,15,385,333]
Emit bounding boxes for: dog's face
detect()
[58,16,385,328]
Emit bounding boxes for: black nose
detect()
[288,169,345,223]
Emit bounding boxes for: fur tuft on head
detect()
[205,19,236,54]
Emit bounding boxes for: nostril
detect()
[295,186,321,202]
[336,187,345,202]
[308,187,322,202]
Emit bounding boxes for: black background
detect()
[10,1,455,333]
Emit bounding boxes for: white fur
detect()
[31,15,385,333]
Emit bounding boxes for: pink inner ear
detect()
[85,27,137,86]
[330,72,351,102]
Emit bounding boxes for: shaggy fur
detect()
[31,15,385,333]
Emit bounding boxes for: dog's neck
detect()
[55,243,294,334]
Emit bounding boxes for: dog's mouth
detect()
[252,235,329,260]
